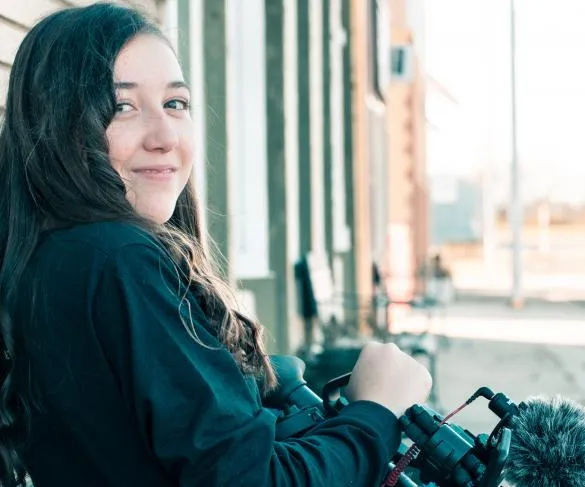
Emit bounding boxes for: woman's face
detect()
[106,34,194,224]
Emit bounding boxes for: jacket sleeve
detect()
[92,243,402,487]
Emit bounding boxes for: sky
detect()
[425,0,585,205]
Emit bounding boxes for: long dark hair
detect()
[0,3,275,485]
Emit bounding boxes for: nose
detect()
[143,112,179,153]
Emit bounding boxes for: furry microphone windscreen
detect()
[504,395,585,487]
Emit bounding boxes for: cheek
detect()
[106,125,136,174]
[179,128,196,169]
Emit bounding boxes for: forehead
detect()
[113,34,184,84]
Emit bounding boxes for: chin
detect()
[137,204,177,225]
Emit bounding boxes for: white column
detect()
[225,0,270,278]
[284,0,300,264]
[161,0,179,51]
[309,0,326,254]
[188,0,208,243]
[330,0,350,253]
[283,0,303,352]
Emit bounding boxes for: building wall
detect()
[411,58,429,291]
[0,0,165,112]
[0,0,429,353]
[350,0,376,331]
[386,0,428,301]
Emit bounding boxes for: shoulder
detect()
[39,221,162,256]
[29,221,175,288]
[23,222,189,314]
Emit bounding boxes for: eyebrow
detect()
[114,80,191,92]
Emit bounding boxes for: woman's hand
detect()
[345,342,432,417]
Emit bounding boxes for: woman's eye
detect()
[165,99,190,111]
[115,103,134,113]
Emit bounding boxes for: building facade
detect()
[385,0,429,303]
[0,0,430,355]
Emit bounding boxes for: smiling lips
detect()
[131,166,178,181]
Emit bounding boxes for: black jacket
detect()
[15,222,401,486]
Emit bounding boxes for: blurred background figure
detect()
[420,252,454,307]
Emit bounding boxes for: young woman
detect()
[0,3,431,486]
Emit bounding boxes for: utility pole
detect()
[510,0,523,309]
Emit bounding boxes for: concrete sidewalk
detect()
[393,296,585,436]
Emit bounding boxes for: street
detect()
[393,295,585,436]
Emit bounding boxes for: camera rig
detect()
[264,355,520,487]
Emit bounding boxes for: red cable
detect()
[439,402,467,426]
[382,443,420,486]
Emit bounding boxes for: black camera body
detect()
[398,403,511,486]
[265,355,514,487]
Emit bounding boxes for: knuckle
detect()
[423,369,433,390]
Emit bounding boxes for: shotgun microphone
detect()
[504,395,585,487]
